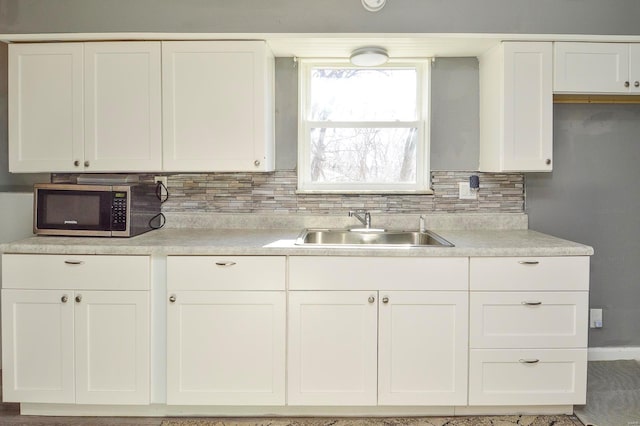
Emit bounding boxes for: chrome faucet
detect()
[349,210,371,228]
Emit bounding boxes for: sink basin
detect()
[295,228,454,248]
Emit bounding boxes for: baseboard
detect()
[588,346,640,361]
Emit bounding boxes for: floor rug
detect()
[574,359,640,426]
[161,415,583,426]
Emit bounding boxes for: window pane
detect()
[309,68,417,121]
[310,128,417,184]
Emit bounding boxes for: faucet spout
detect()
[349,210,371,228]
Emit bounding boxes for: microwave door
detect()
[35,188,113,236]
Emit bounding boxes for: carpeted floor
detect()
[160,416,583,426]
[574,359,640,426]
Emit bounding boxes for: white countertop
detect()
[0,228,594,257]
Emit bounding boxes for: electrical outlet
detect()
[154,176,167,187]
[459,182,477,200]
[154,176,168,200]
[590,308,603,328]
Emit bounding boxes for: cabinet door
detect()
[554,42,630,93]
[84,42,162,171]
[8,43,84,172]
[74,291,149,405]
[378,291,468,406]
[162,41,274,172]
[1,289,75,403]
[287,291,378,406]
[167,291,285,405]
[502,42,553,171]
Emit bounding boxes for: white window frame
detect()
[297,58,432,194]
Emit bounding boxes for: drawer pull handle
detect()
[518,261,539,265]
[215,261,237,267]
[64,260,84,265]
[522,301,542,306]
[519,358,540,364]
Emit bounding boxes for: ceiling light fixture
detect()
[361,0,386,12]
[350,47,389,67]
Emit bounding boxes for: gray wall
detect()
[1,0,640,35]
[527,104,640,347]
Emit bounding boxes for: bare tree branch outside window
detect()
[301,62,428,191]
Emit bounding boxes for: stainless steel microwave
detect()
[34,183,162,237]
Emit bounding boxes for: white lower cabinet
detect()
[166,256,286,405]
[1,288,150,404]
[1,254,151,405]
[1,289,74,403]
[287,291,378,406]
[468,256,590,406]
[2,252,592,413]
[378,291,468,406]
[74,290,150,405]
[287,256,469,407]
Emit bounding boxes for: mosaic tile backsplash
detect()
[163,170,523,214]
[54,170,524,214]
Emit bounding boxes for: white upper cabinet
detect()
[479,42,553,172]
[9,42,162,173]
[84,42,162,171]
[162,41,275,172]
[9,43,84,173]
[554,42,640,94]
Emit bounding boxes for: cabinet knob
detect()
[61,295,69,303]
[254,160,261,167]
[545,158,551,166]
[635,81,640,88]
[625,81,630,88]
[382,296,389,304]
[84,160,90,167]
[368,296,375,303]
[75,295,82,303]
[74,160,80,167]
[169,295,176,303]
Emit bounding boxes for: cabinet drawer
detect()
[167,256,285,290]
[470,292,588,348]
[470,256,589,291]
[289,257,468,291]
[1,254,150,290]
[469,349,587,405]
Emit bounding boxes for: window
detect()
[298,59,431,193]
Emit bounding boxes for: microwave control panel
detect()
[111,192,128,231]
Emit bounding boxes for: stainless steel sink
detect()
[295,228,454,248]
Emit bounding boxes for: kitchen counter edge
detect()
[0,228,594,257]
